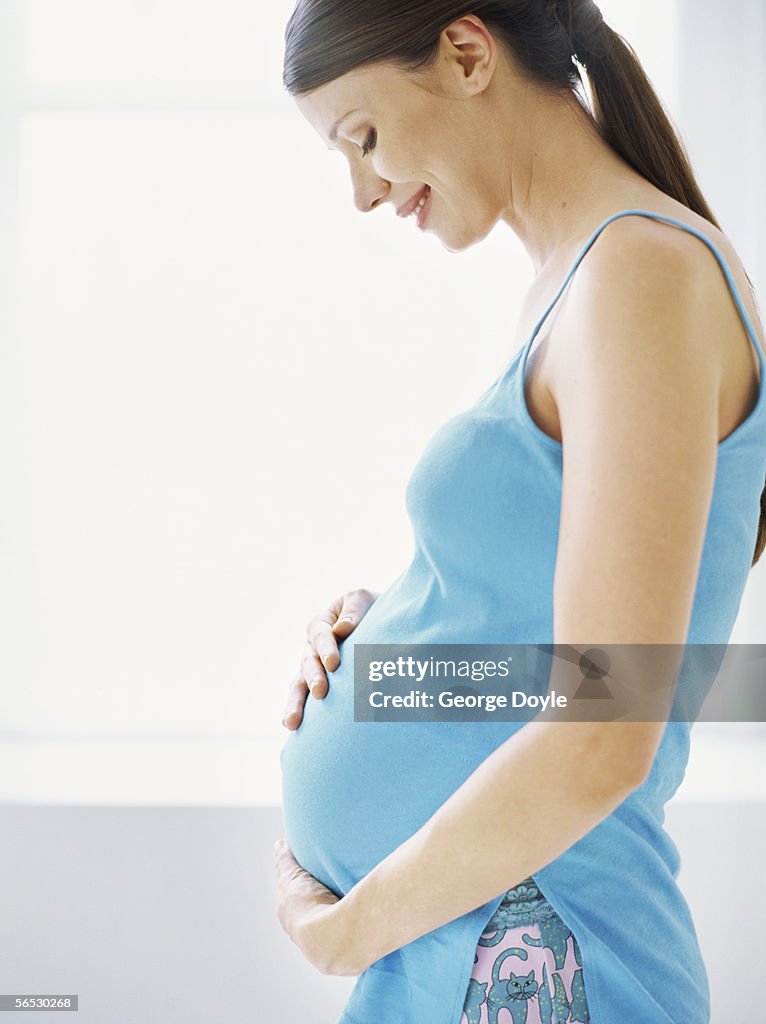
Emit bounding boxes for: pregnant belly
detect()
[279,605,522,896]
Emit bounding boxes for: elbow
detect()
[586,763,647,809]
[621,754,653,795]
[582,723,659,804]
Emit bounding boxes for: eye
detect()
[361,127,377,157]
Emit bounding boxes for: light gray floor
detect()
[0,803,763,1022]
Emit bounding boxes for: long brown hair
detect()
[283,0,766,567]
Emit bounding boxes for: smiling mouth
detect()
[397,184,430,219]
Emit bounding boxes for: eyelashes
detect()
[361,127,377,157]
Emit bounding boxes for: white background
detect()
[0,0,764,804]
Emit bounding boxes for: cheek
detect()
[390,129,454,187]
[387,136,432,183]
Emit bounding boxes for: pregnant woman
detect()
[274,3,766,1022]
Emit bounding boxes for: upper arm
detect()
[550,224,721,776]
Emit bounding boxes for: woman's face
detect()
[294,19,515,253]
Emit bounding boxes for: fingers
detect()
[317,587,381,653]
[306,588,380,672]
[306,603,344,674]
[333,588,380,634]
[282,670,309,731]
[281,638,332,732]
[300,638,330,696]
[273,838,300,878]
[283,589,382,731]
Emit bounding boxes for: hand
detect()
[273,838,359,976]
[281,588,379,731]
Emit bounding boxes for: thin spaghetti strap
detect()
[525,208,766,373]
[478,222,612,398]
[479,207,765,405]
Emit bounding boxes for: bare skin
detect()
[282,13,764,731]
[276,13,765,977]
[281,588,378,730]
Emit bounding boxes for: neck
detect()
[499,86,658,274]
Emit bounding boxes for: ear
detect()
[438,15,497,96]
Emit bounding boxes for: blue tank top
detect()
[280,210,766,1024]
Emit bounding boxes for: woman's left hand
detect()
[273,838,360,976]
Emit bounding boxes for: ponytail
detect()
[563,0,766,567]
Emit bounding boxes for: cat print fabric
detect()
[462,878,590,1024]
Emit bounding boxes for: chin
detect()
[434,204,496,252]
[438,223,493,254]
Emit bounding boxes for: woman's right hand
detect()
[281,588,380,731]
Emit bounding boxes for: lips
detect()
[415,187,431,230]
[397,184,430,218]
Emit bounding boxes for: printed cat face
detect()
[507,971,539,999]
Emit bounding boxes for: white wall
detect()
[676,0,766,640]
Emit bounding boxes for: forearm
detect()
[329,717,647,974]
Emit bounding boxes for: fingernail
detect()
[337,616,354,626]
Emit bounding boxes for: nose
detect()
[350,164,390,213]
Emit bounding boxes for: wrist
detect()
[300,896,370,977]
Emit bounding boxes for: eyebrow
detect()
[329,108,362,144]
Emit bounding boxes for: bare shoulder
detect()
[553,213,715,371]
[550,209,761,408]
[568,209,761,330]
[527,207,765,449]
[573,210,726,307]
